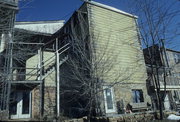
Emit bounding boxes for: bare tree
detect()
[126,0,180,119]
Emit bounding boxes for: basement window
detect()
[132,89,144,103]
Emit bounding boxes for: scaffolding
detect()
[0,0,18,117]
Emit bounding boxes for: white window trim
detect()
[103,86,116,113]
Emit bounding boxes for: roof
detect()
[86,1,138,18]
[166,48,180,54]
[14,28,52,36]
[53,1,138,37]
[15,20,65,34]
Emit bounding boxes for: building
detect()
[161,49,180,110]
[9,20,64,119]
[144,45,180,111]
[1,1,151,120]
[52,1,151,117]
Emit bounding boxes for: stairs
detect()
[26,43,70,82]
[42,55,68,80]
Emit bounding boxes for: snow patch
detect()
[88,1,137,18]
[167,114,180,120]
[15,21,64,34]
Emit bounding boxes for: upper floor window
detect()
[132,89,144,103]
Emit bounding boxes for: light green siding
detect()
[26,51,55,86]
[89,4,147,84]
[88,4,150,106]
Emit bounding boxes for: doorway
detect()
[164,93,170,110]
[10,91,31,119]
[103,86,116,113]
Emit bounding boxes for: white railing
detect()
[159,76,180,86]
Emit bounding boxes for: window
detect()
[132,89,144,103]
[173,91,179,101]
[103,86,116,113]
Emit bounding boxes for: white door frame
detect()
[10,91,31,119]
[164,93,170,110]
[103,86,116,113]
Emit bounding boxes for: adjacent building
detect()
[9,20,64,119]
[144,45,180,111]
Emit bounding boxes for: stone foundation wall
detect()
[44,87,56,118]
[0,110,8,120]
[32,87,40,119]
[62,111,177,122]
[31,86,56,119]
[63,112,155,122]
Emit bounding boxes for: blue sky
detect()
[16,0,180,51]
[16,0,128,22]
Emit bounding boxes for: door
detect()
[164,93,170,110]
[103,86,116,113]
[10,91,31,119]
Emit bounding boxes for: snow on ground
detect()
[167,114,180,120]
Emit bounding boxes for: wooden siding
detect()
[88,4,147,84]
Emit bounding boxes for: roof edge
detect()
[85,1,138,18]
[14,28,52,36]
[15,20,65,25]
[166,48,180,53]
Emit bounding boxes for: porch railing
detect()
[159,76,180,86]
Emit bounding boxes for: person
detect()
[147,102,151,110]
[126,103,132,113]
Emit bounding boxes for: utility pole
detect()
[161,39,171,74]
